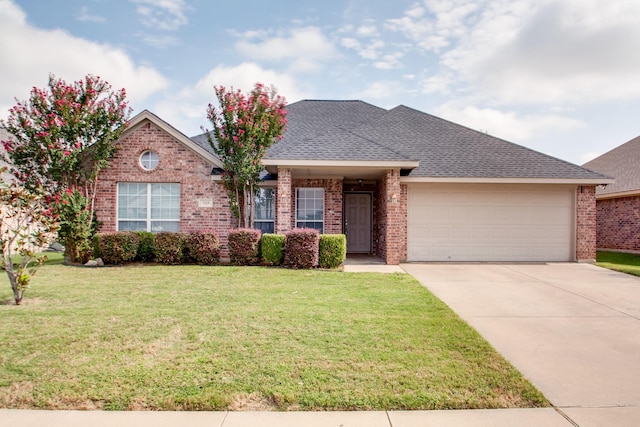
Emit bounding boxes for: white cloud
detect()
[235,27,337,73]
[435,102,584,143]
[417,0,640,105]
[0,0,168,117]
[154,62,309,135]
[131,0,188,31]
[350,80,408,100]
[75,6,106,23]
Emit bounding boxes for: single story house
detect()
[94,100,612,264]
[583,135,640,252]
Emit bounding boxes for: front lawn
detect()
[0,257,547,411]
[597,250,640,277]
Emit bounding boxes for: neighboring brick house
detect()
[583,135,640,252]
[95,101,611,264]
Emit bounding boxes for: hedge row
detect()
[93,228,347,269]
[94,231,221,265]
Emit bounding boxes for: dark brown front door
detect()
[345,193,371,253]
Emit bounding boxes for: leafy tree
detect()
[205,83,287,228]
[0,171,59,305]
[1,74,131,263]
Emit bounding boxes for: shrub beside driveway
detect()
[0,255,548,411]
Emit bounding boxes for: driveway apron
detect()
[402,263,640,427]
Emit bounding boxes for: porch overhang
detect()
[262,159,419,180]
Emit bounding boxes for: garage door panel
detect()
[407,184,575,262]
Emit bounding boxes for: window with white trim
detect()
[117,183,180,232]
[254,187,275,234]
[296,188,324,232]
[139,151,159,171]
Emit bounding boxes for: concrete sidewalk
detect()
[0,408,576,426]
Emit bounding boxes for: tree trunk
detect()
[6,270,23,305]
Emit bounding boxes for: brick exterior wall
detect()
[275,168,292,233]
[94,120,233,255]
[376,169,403,265]
[596,195,640,251]
[576,185,597,261]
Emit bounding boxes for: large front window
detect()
[254,187,275,234]
[117,183,180,232]
[296,188,324,232]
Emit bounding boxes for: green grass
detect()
[0,255,547,411]
[597,250,640,277]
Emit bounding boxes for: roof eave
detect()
[400,177,616,185]
[262,159,419,169]
[596,189,640,200]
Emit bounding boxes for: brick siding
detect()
[596,195,640,251]
[94,120,233,255]
[576,185,597,261]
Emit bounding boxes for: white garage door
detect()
[407,184,575,262]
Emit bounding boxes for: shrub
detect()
[184,231,220,265]
[318,234,347,269]
[284,228,320,269]
[154,232,186,265]
[95,232,139,265]
[261,234,285,265]
[228,228,261,265]
[134,231,155,262]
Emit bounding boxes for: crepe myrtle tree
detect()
[0,171,59,305]
[1,74,131,263]
[205,83,287,228]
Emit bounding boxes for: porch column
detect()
[576,185,597,262]
[276,168,292,234]
[384,168,403,265]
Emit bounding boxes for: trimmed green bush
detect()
[134,231,155,262]
[284,228,320,269]
[228,228,261,265]
[154,232,186,265]
[95,232,139,265]
[318,234,347,269]
[184,231,220,265]
[261,233,285,265]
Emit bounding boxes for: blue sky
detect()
[1,0,639,165]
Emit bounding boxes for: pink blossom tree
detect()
[1,74,131,263]
[0,169,59,305]
[205,83,287,228]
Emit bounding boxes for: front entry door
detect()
[345,193,371,253]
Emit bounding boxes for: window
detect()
[254,187,275,234]
[139,151,159,171]
[117,183,180,232]
[296,188,323,232]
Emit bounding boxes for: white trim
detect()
[117,182,181,232]
[596,189,640,200]
[263,159,419,168]
[400,176,614,185]
[295,187,324,232]
[123,110,222,168]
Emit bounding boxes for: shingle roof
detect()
[583,135,640,196]
[264,100,609,180]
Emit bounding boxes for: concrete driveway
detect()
[402,262,640,427]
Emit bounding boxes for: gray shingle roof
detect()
[583,135,640,195]
[263,100,609,180]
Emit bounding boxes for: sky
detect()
[1,0,639,165]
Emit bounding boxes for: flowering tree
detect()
[205,83,287,228]
[1,74,131,263]
[0,171,59,305]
